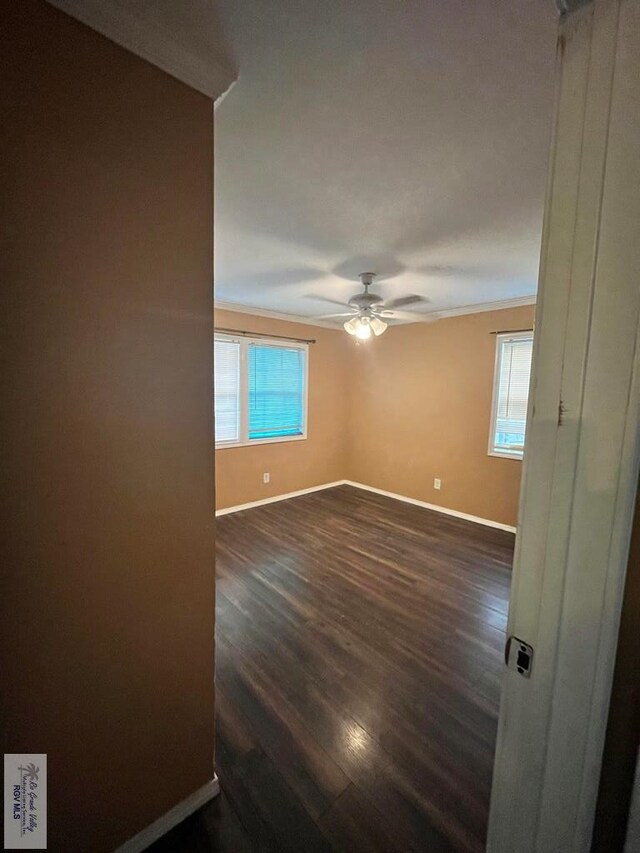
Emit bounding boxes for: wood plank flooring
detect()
[149,485,514,852]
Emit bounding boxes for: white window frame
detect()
[214,333,309,449]
[488,330,533,460]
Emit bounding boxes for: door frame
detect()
[488,1,640,850]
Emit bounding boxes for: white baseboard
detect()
[215,481,346,516]
[114,776,220,853]
[215,478,516,533]
[343,480,516,533]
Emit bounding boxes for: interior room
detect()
[4,2,640,853]
[203,2,550,849]
[209,305,534,852]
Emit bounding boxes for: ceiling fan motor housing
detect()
[349,272,383,309]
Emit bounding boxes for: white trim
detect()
[216,479,516,532]
[215,301,337,329]
[428,295,537,321]
[46,0,236,101]
[215,482,346,516]
[214,296,537,329]
[487,330,533,461]
[488,450,524,461]
[217,433,307,450]
[114,777,220,853]
[342,481,517,533]
[489,2,640,850]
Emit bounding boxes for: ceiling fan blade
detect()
[383,294,429,309]
[314,312,356,320]
[376,308,437,323]
[304,294,350,309]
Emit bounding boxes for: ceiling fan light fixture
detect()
[355,321,372,340]
[332,272,426,340]
[370,316,388,336]
[344,312,387,340]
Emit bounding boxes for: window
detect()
[489,331,533,459]
[214,339,240,443]
[214,334,308,447]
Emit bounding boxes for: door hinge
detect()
[505,636,534,678]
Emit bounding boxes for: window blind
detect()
[248,344,305,440]
[214,339,240,444]
[493,334,533,454]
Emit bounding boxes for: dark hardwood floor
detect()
[149,485,513,853]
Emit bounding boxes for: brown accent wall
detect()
[215,309,350,509]
[1,3,215,851]
[592,471,640,852]
[347,305,535,527]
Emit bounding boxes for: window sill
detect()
[488,449,524,461]
[216,434,307,450]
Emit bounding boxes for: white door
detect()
[488,1,640,850]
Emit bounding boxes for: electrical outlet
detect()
[263,473,270,484]
[434,478,441,490]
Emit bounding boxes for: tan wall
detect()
[1,3,215,851]
[347,305,535,527]
[215,309,350,509]
[215,305,532,528]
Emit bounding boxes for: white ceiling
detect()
[215,0,558,323]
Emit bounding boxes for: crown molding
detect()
[215,295,537,328]
[214,301,338,329]
[46,0,236,102]
[428,294,537,320]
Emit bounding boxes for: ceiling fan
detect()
[313,272,432,339]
